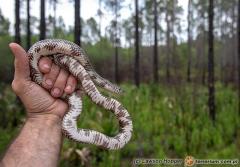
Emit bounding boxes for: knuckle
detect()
[55,72,68,87]
[55,78,67,88]
[40,56,51,63]
[69,75,77,84]
[11,80,22,94]
[52,64,60,72]
[11,80,18,92]
[11,80,33,95]
[73,77,77,85]
[46,72,58,81]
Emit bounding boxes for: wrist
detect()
[26,113,63,127]
[2,111,63,167]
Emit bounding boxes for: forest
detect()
[0,0,240,166]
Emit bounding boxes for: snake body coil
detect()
[28,39,133,150]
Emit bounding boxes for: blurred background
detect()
[0,0,240,166]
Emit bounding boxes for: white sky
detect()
[0,0,188,41]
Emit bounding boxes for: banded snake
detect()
[28,39,133,150]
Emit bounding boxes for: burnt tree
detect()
[134,0,140,86]
[74,0,81,46]
[14,0,21,44]
[40,0,46,40]
[208,0,215,121]
[26,0,31,49]
[238,0,240,115]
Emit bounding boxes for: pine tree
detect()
[15,0,21,44]
[40,0,46,40]
[134,0,140,86]
[26,0,31,49]
[74,0,81,46]
[208,0,215,121]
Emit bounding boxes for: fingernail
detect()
[43,64,50,69]
[53,88,60,96]
[9,43,15,47]
[46,79,53,86]
[65,85,72,92]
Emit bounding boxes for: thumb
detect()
[9,43,31,81]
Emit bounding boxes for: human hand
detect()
[10,43,77,122]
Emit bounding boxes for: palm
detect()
[16,80,68,119]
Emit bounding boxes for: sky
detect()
[0,0,188,42]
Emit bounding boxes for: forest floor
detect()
[0,82,239,167]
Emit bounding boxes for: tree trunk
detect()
[171,0,177,80]
[40,0,46,40]
[115,44,119,83]
[220,3,224,83]
[153,0,159,83]
[98,0,102,38]
[114,0,119,83]
[166,5,170,82]
[53,0,57,37]
[14,0,21,44]
[74,0,81,46]
[238,0,240,115]
[134,0,140,87]
[195,5,206,85]
[187,0,192,82]
[230,2,237,83]
[26,0,31,49]
[98,0,103,67]
[201,30,207,85]
[14,0,22,116]
[208,0,215,121]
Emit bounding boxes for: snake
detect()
[27,39,133,150]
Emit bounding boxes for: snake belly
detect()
[27,39,133,150]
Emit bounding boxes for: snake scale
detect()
[27,39,133,150]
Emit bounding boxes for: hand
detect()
[10,43,77,121]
